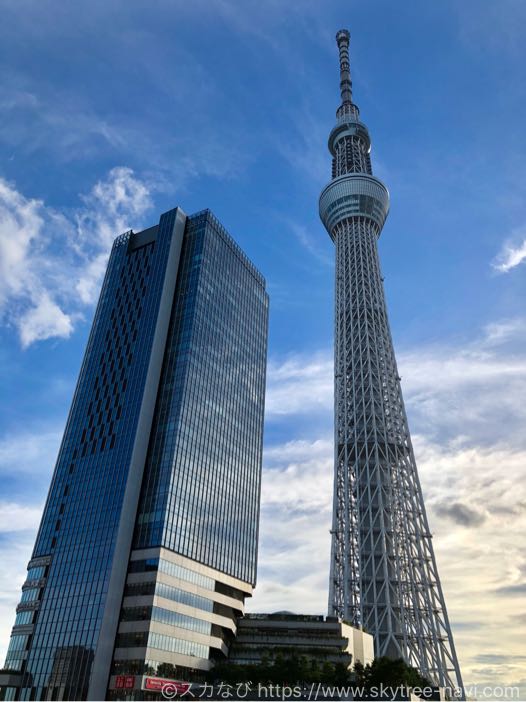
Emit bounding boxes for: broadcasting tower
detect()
[319,30,463,692]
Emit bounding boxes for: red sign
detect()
[142,676,191,695]
[115,675,135,689]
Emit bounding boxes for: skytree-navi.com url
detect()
[161,681,521,700]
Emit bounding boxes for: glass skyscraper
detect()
[0,208,268,701]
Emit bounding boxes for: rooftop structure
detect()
[227,613,374,670]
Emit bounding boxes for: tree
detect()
[207,652,353,686]
[353,656,432,689]
[209,654,432,695]
[156,662,179,679]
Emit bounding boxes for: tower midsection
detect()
[334,217,405,449]
[332,216,409,657]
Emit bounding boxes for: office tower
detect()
[0,208,268,701]
[319,30,463,692]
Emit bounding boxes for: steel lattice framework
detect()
[319,30,464,695]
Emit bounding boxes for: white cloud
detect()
[483,318,526,345]
[75,252,111,306]
[263,438,333,513]
[0,426,62,482]
[266,319,526,447]
[399,321,526,447]
[0,178,42,303]
[0,502,43,533]
[74,166,153,304]
[0,167,153,346]
[288,221,333,265]
[0,177,72,347]
[18,292,74,347]
[250,437,332,614]
[492,229,526,273]
[77,166,152,249]
[417,439,526,691]
[265,351,333,417]
[264,437,332,466]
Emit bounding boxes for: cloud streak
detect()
[492,227,526,273]
[0,502,43,533]
[265,318,526,446]
[0,426,62,477]
[265,352,333,417]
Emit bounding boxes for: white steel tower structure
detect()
[319,30,463,693]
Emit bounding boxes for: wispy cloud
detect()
[0,167,152,347]
[0,83,128,160]
[455,0,526,60]
[0,45,253,189]
[265,351,333,417]
[483,318,526,345]
[492,228,526,273]
[399,320,526,447]
[0,502,43,533]
[252,437,332,614]
[0,426,62,477]
[265,318,526,445]
[272,105,329,189]
[288,222,333,265]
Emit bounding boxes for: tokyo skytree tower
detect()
[319,30,463,692]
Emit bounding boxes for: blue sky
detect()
[1,0,526,694]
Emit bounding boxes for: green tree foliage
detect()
[209,655,430,690]
[208,653,351,685]
[353,657,431,689]
[156,662,179,679]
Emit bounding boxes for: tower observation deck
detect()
[319,29,464,694]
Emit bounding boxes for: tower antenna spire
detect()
[336,29,352,105]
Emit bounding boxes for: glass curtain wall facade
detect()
[134,211,266,584]
[0,209,268,702]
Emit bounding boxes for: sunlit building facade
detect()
[0,208,268,701]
